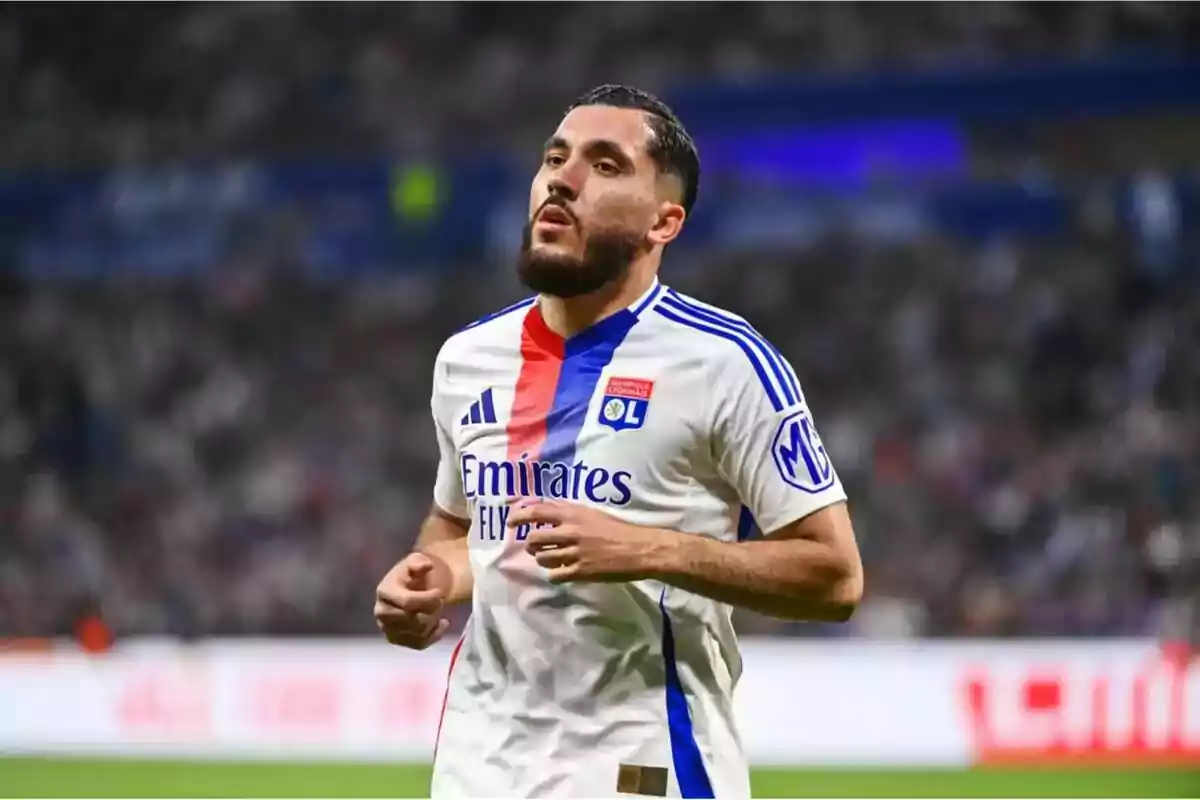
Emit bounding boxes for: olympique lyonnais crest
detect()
[598,377,654,432]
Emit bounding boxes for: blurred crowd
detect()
[1,225,1196,640]
[1,3,1198,642]
[3,2,1198,169]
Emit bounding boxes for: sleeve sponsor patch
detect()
[770,408,836,493]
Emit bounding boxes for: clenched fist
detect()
[374,552,453,649]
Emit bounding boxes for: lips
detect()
[537,205,574,226]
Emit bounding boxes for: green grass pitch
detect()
[0,758,1196,797]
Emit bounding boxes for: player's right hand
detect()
[374,552,451,650]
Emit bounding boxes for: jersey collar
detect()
[524,280,665,358]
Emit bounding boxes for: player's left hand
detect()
[506,497,671,584]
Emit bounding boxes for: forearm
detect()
[647,531,861,622]
[415,507,473,605]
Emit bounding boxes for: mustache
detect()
[533,196,578,225]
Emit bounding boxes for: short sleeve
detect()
[711,342,847,536]
[431,355,469,520]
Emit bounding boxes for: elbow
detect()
[761,508,864,623]
[819,571,863,623]
[798,556,864,623]
[820,530,865,622]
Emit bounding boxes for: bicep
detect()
[761,501,863,600]
[761,501,858,560]
[758,501,864,618]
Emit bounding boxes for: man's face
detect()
[518,105,672,298]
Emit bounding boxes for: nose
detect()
[547,153,588,203]
[547,176,579,204]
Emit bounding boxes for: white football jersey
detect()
[429,280,846,798]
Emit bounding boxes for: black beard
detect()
[517,222,642,299]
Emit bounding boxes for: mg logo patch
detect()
[598,377,653,432]
[771,409,835,493]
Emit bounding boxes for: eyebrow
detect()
[543,135,569,153]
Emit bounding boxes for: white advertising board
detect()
[1,638,1195,766]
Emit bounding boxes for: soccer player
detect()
[374,84,863,798]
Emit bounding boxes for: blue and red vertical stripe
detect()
[505,304,638,463]
[503,297,715,798]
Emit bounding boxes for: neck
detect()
[538,258,658,339]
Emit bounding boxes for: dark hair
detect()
[567,84,700,215]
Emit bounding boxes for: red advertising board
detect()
[962,642,1198,766]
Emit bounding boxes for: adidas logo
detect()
[460,388,498,426]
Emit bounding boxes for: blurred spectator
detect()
[1,3,1198,169]
[0,3,1197,642]
[0,230,1194,640]
[1129,167,1182,280]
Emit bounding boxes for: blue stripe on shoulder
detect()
[459,296,536,333]
[665,291,802,405]
[654,306,784,412]
[632,282,665,317]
